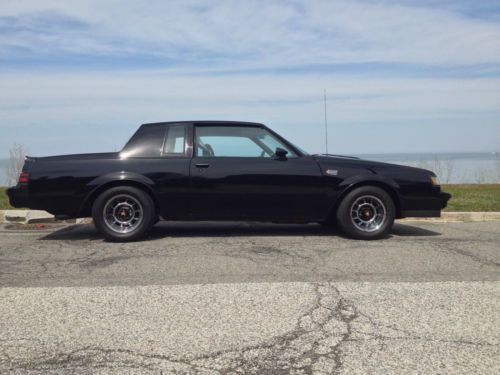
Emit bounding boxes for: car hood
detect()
[312,154,435,176]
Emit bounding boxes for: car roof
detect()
[141,120,265,127]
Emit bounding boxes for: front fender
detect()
[337,174,400,192]
[327,174,401,215]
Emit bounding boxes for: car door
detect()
[189,124,327,221]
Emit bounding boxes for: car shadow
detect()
[40,221,441,241]
[391,223,441,237]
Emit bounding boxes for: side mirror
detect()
[275,147,288,161]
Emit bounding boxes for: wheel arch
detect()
[78,175,160,217]
[329,180,402,220]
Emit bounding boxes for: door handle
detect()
[195,163,210,168]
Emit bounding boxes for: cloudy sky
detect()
[0,0,499,157]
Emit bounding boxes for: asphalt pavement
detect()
[0,221,499,374]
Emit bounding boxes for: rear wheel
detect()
[92,186,156,242]
[336,186,395,240]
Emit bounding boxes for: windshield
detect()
[291,143,309,156]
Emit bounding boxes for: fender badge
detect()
[326,169,338,176]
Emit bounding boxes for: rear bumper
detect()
[7,185,83,217]
[401,191,451,218]
[6,186,30,208]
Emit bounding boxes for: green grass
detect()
[442,184,500,212]
[0,184,499,211]
[0,187,10,210]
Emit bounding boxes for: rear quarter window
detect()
[162,125,186,156]
[121,125,165,158]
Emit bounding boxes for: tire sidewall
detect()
[336,186,395,240]
[92,186,155,242]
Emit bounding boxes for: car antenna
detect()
[324,88,329,154]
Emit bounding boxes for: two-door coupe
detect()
[8,121,450,241]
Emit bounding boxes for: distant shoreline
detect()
[0,152,498,184]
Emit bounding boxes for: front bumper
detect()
[400,191,451,218]
[439,192,452,207]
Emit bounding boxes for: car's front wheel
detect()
[92,186,156,242]
[336,186,395,240]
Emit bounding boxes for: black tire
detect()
[336,186,395,240]
[92,186,156,242]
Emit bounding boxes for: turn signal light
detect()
[430,176,439,186]
[18,171,29,183]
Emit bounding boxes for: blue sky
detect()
[0,0,499,157]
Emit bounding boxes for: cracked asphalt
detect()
[0,221,499,374]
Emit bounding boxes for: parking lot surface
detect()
[1,221,499,374]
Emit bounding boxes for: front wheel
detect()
[336,186,395,240]
[92,186,156,242]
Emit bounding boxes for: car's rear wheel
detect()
[336,186,395,240]
[92,186,156,242]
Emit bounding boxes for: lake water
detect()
[352,152,499,184]
[0,152,498,185]
[0,159,9,186]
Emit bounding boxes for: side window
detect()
[195,126,297,158]
[162,125,185,156]
[196,136,263,157]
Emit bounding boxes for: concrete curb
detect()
[400,212,500,223]
[0,210,91,225]
[0,210,499,225]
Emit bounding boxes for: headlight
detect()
[430,176,440,186]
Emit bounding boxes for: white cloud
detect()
[0,70,498,137]
[1,0,499,67]
[0,1,499,155]
[1,69,498,110]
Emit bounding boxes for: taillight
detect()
[18,171,29,184]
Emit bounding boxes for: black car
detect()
[8,121,450,241]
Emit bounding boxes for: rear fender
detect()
[78,172,157,216]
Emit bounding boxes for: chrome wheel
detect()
[103,194,143,234]
[350,195,386,233]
